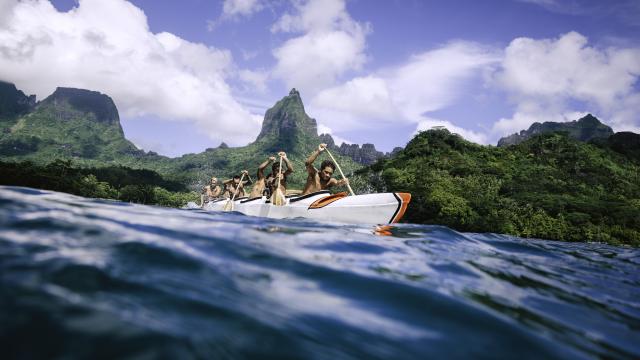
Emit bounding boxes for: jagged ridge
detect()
[497,114,614,146]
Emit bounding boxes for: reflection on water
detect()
[0,186,639,359]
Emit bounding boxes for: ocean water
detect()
[0,186,638,359]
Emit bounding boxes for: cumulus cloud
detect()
[307,41,500,141]
[492,101,590,135]
[0,0,18,23]
[0,0,262,146]
[415,116,488,144]
[271,0,370,95]
[222,0,264,18]
[208,0,266,30]
[238,69,269,92]
[492,31,640,135]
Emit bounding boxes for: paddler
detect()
[249,156,276,198]
[301,143,349,195]
[199,176,221,207]
[266,151,293,197]
[222,170,251,198]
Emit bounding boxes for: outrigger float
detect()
[203,191,411,224]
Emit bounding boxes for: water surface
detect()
[0,186,638,359]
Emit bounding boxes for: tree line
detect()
[352,129,640,246]
[0,159,198,207]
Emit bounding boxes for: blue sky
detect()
[1,0,639,156]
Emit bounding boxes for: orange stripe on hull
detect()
[308,192,349,209]
[391,193,411,223]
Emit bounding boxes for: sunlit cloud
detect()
[0,0,262,146]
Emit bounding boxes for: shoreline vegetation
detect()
[351,129,639,246]
[0,159,199,207]
[1,82,638,246]
[1,129,639,246]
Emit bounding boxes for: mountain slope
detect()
[0,81,37,143]
[0,87,162,163]
[355,129,640,245]
[162,89,362,187]
[0,84,361,189]
[497,114,614,146]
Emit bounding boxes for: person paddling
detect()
[301,143,349,195]
[266,151,293,197]
[223,171,251,198]
[249,156,276,198]
[199,176,221,207]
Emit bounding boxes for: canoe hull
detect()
[203,191,411,224]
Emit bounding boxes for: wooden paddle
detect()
[324,147,355,196]
[271,155,286,206]
[223,172,246,211]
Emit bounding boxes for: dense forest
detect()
[0,160,198,207]
[352,129,640,246]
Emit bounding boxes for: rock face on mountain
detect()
[252,88,386,165]
[318,133,385,164]
[41,87,122,128]
[0,85,142,159]
[166,88,364,187]
[336,143,385,165]
[497,114,614,147]
[0,81,36,119]
[253,88,319,153]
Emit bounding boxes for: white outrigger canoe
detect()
[202,191,411,224]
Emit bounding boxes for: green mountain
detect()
[0,85,159,163]
[0,84,361,189]
[354,129,640,245]
[0,81,35,120]
[594,131,640,163]
[161,88,362,187]
[497,114,614,147]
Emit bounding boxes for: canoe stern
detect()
[391,193,411,223]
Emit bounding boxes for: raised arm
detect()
[257,157,275,179]
[241,170,253,185]
[278,152,294,176]
[305,144,326,174]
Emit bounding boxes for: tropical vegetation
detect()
[352,129,640,246]
[0,159,198,207]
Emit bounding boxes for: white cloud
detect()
[307,41,500,141]
[271,0,370,95]
[308,31,640,145]
[415,116,489,144]
[492,31,640,136]
[492,100,589,135]
[0,0,262,146]
[238,69,269,92]
[222,0,264,18]
[0,0,18,24]
[311,76,397,129]
[390,42,501,120]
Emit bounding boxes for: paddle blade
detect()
[271,188,286,206]
[222,199,234,211]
